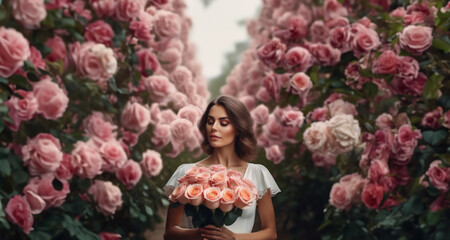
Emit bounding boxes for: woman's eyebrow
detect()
[207,116,230,120]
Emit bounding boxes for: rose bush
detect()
[220,0,450,239]
[0,0,209,239]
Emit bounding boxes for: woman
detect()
[164,95,280,240]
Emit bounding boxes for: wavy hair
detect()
[198,95,257,162]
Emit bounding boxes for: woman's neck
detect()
[209,145,243,167]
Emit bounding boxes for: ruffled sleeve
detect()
[250,164,281,200]
[163,163,193,197]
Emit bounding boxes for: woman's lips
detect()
[210,135,220,141]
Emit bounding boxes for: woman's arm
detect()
[164,203,203,240]
[199,190,278,240]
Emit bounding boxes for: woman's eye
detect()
[207,120,214,125]
[220,121,229,126]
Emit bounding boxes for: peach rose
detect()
[4,195,34,234]
[211,171,228,190]
[116,160,142,190]
[22,133,63,176]
[328,114,361,154]
[185,184,204,206]
[141,149,163,177]
[154,10,182,38]
[185,166,201,182]
[88,180,123,216]
[209,164,227,173]
[0,27,30,77]
[71,141,103,179]
[234,186,255,209]
[399,25,433,55]
[195,172,211,185]
[329,182,352,210]
[169,183,189,204]
[203,187,222,209]
[121,102,151,133]
[11,0,47,29]
[220,188,236,212]
[100,140,127,172]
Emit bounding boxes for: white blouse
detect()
[164,163,281,233]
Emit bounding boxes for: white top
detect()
[163,163,281,233]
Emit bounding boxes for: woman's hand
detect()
[199,225,236,240]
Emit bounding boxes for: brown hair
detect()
[198,95,257,162]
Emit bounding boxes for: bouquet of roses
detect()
[169,164,257,227]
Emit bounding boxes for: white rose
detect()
[328,114,361,154]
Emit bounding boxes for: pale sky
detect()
[185,0,261,80]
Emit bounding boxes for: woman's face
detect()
[206,105,237,149]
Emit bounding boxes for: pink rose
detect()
[284,47,313,72]
[32,79,68,120]
[84,20,114,46]
[375,50,400,74]
[339,173,367,200]
[397,56,420,80]
[11,0,47,29]
[100,140,127,172]
[421,107,443,129]
[329,183,352,210]
[159,48,182,72]
[4,195,34,234]
[151,124,172,149]
[395,124,421,147]
[90,0,117,17]
[185,184,204,206]
[368,160,390,183]
[99,232,121,240]
[0,27,30,77]
[23,175,70,209]
[55,153,75,180]
[251,104,270,125]
[141,149,163,177]
[256,38,286,69]
[130,11,154,41]
[303,122,333,152]
[83,112,117,143]
[352,24,381,57]
[137,49,160,77]
[71,141,103,179]
[429,194,447,212]
[45,36,67,63]
[160,109,177,125]
[361,183,384,209]
[309,107,329,122]
[154,10,182,38]
[289,72,313,95]
[282,109,304,128]
[24,189,45,215]
[121,102,151,133]
[116,160,142,189]
[5,90,38,131]
[22,133,63,176]
[170,66,193,88]
[324,0,348,20]
[88,180,123,216]
[312,153,336,167]
[444,110,450,129]
[329,26,352,53]
[390,7,407,18]
[203,187,222,209]
[426,160,449,192]
[170,118,193,142]
[309,43,341,66]
[310,20,329,43]
[391,164,411,186]
[328,99,357,117]
[273,13,308,41]
[399,25,433,55]
[140,75,175,102]
[375,113,395,130]
[115,0,145,21]
[265,145,284,164]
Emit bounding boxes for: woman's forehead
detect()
[208,105,229,118]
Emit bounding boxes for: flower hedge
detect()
[221,0,450,239]
[0,0,210,239]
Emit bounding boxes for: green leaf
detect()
[273,67,287,74]
[426,211,441,226]
[401,195,423,215]
[184,204,196,217]
[223,212,238,226]
[212,209,224,227]
[362,82,379,100]
[145,206,154,216]
[422,130,448,146]
[8,74,29,89]
[0,105,8,113]
[29,231,52,240]
[169,202,181,208]
[26,72,40,82]
[198,204,212,224]
[423,73,444,100]
[432,38,450,53]
[0,158,11,176]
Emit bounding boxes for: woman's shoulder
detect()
[247,163,271,174]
